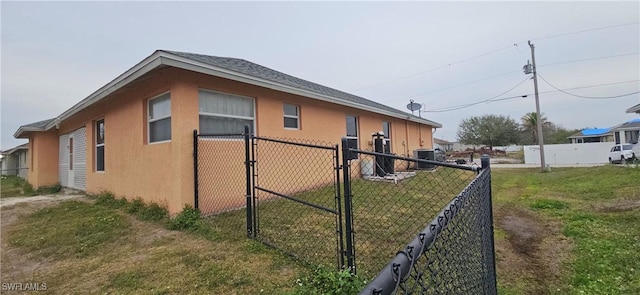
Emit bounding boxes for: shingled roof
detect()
[164,50,435,126]
[14,50,441,138]
[13,118,55,138]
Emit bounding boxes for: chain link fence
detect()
[252,136,343,268]
[355,153,496,295]
[343,150,480,277]
[194,132,496,292]
[194,131,250,240]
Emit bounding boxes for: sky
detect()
[1,1,639,150]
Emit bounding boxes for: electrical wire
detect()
[537,73,640,99]
[423,79,640,112]
[523,22,640,43]
[539,52,639,68]
[383,52,639,104]
[352,45,514,91]
[354,22,639,92]
[423,76,532,112]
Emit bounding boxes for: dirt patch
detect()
[494,206,572,294]
[594,199,640,213]
[1,198,83,285]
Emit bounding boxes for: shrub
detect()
[95,191,128,209]
[22,182,36,196]
[288,267,366,295]
[168,205,201,231]
[36,183,62,195]
[126,198,145,214]
[137,203,169,221]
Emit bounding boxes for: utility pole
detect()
[528,40,546,171]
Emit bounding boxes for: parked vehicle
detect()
[608,143,638,164]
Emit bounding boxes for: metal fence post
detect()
[341,137,356,273]
[481,154,497,293]
[334,144,345,269]
[193,130,199,210]
[244,125,253,238]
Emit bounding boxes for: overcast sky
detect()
[2,1,639,149]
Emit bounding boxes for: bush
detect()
[137,203,169,221]
[22,182,36,196]
[288,267,366,295]
[36,183,62,195]
[94,191,128,209]
[126,198,145,214]
[168,205,201,231]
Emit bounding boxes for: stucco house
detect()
[568,128,614,144]
[1,143,29,179]
[15,50,441,214]
[610,118,640,144]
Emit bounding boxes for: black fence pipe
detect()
[253,135,338,150]
[334,145,346,270]
[341,137,356,273]
[251,135,258,238]
[193,130,199,210]
[353,149,478,171]
[359,172,487,295]
[481,154,498,292]
[244,125,253,238]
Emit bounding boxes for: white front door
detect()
[68,135,74,187]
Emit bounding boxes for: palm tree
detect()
[521,112,552,144]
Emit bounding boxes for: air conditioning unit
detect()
[414,149,435,170]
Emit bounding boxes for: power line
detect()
[523,22,640,44]
[423,76,531,112]
[537,74,640,99]
[386,69,522,103]
[539,52,639,68]
[423,79,640,112]
[385,52,639,104]
[354,22,639,92]
[352,45,514,91]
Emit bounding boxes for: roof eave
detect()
[45,51,166,130]
[14,127,45,139]
[38,50,441,133]
[625,103,640,114]
[160,53,442,127]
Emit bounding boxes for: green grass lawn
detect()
[2,165,638,294]
[1,176,29,198]
[1,175,61,198]
[492,166,640,294]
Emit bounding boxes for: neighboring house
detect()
[434,138,453,152]
[1,143,29,180]
[568,128,614,144]
[626,103,640,115]
[610,118,640,144]
[14,50,441,214]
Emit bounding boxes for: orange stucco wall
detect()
[28,67,437,215]
[27,129,59,188]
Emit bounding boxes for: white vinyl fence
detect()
[524,142,613,165]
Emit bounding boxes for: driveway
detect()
[0,194,86,208]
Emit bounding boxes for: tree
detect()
[456,114,520,149]
[520,112,553,145]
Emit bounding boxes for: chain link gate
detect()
[251,136,345,269]
[194,127,345,269]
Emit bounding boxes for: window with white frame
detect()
[96,119,105,171]
[346,115,359,159]
[199,89,254,134]
[382,121,391,152]
[283,103,300,129]
[148,93,171,143]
